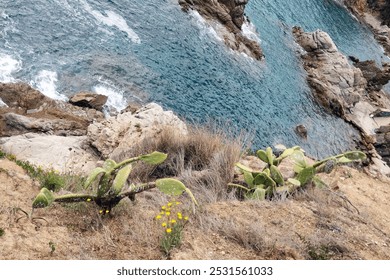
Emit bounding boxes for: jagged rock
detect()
[87,103,187,158]
[294,27,390,175]
[295,124,308,139]
[0,83,104,137]
[352,60,390,91]
[178,0,263,60]
[3,113,86,136]
[0,133,98,174]
[69,92,108,111]
[293,27,365,117]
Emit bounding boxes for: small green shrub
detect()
[0,228,4,237]
[0,150,5,158]
[40,170,65,192]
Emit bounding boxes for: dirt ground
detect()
[0,158,389,260]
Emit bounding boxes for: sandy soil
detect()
[0,158,389,260]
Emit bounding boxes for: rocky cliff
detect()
[293,27,390,175]
[178,0,263,60]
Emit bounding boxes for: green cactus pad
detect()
[253,172,276,187]
[84,167,106,189]
[32,188,54,208]
[296,166,315,186]
[103,159,117,172]
[111,164,132,195]
[343,151,366,161]
[270,165,284,186]
[243,171,254,188]
[140,151,167,165]
[156,178,186,196]
[256,149,269,164]
[245,187,266,201]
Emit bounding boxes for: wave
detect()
[242,21,262,44]
[30,70,68,101]
[0,53,22,83]
[93,79,127,112]
[189,10,223,42]
[81,0,141,44]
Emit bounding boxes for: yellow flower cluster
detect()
[155,200,189,234]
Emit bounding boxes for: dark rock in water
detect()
[295,124,307,139]
[353,60,390,91]
[178,0,263,60]
[69,92,108,111]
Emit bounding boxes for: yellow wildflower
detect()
[166,228,172,233]
[155,215,162,220]
[167,202,173,207]
[105,210,110,213]
[161,206,166,210]
[99,210,103,214]
[160,211,165,215]
[176,202,181,205]
[177,212,183,220]
[165,211,171,216]
[170,219,177,224]
[184,216,189,221]
[86,198,91,202]
[162,222,167,227]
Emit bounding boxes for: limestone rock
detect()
[0,133,98,174]
[69,92,108,111]
[88,103,187,158]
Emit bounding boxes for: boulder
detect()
[88,103,187,158]
[69,92,108,111]
[0,133,98,174]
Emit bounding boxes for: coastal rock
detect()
[293,27,365,117]
[88,103,187,158]
[69,92,108,111]
[178,0,263,60]
[352,59,390,91]
[0,133,98,174]
[0,83,104,137]
[294,27,390,175]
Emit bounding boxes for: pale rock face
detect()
[0,133,98,174]
[88,103,187,158]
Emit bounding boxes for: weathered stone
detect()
[0,133,98,174]
[295,124,308,139]
[88,103,187,158]
[69,92,108,111]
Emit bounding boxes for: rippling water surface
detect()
[0,0,388,158]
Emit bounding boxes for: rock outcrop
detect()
[69,92,108,111]
[88,103,187,158]
[0,83,188,175]
[178,0,263,60]
[344,0,390,55]
[0,83,104,137]
[293,27,390,175]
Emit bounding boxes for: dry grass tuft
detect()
[113,125,244,204]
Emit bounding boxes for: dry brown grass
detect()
[112,125,244,204]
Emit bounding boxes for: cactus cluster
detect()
[32,151,197,214]
[230,147,366,200]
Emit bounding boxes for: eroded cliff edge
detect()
[178,0,263,60]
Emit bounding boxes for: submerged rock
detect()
[178,0,263,60]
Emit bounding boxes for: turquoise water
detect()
[0,0,388,158]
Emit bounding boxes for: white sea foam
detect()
[82,0,141,44]
[189,10,222,42]
[0,53,22,83]
[93,82,127,112]
[242,21,262,44]
[30,70,67,101]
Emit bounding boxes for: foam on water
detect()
[93,81,127,112]
[242,21,262,44]
[81,0,141,44]
[189,10,223,42]
[30,70,67,101]
[0,53,22,83]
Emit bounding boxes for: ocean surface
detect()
[0,0,389,158]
